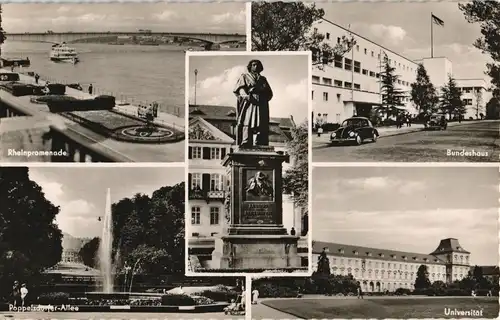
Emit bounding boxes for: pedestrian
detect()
[396,115,401,129]
[34,73,40,84]
[12,281,20,306]
[407,115,412,127]
[20,283,28,307]
[406,115,410,127]
[88,83,93,95]
[357,284,364,299]
[252,288,259,304]
[290,227,296,236]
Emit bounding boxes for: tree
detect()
[440,75,464,119]
[251,2,356,68]
[0,5,6,49]
[380,58,406,119]
[486,96,500,119]
[283,122,308,220]
[0,167,63,300]
[474,90,484,119]
[410,64,439,115]
[414,265,431,290]
[459,1,500,97]
[79,237,100,268]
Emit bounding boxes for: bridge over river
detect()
[5,31,246,45]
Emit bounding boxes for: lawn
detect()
[262,297,499,319]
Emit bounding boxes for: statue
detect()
[317,248,331,275]
[245,171,273,199]
[233,59,273,147]
[224,187,231,224]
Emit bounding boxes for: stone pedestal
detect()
[212,146,301,270]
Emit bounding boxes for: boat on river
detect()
[50,43,79,64]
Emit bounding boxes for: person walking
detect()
[88,83,93,95]
[20,284,28,307]
[34,73,40,84]
[252,288,259,304]
[12,281,21,306]
[357,284,364,299]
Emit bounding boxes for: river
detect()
[2,41,241,117]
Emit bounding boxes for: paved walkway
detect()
[313,120,484,145]
[13,70,184,129]
[251,302,299,320]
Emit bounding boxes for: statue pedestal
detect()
[211,146,301,271]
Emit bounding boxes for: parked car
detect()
[425,114,447,130]
[330,117,379,145]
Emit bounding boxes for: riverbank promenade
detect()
[0,69,185,162]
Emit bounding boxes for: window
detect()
[326,32,330,40]
[312,91,314,100]
[354,83,361,90]
[334,80,343,87]
[371,51,374,57]
[344,82,352,88]
[192,146,202,159]
[354,61,361,73]
[369,71,375,77]
[191,173,202,190]
[378,53,381,59]
[356,45,359,51]
[334,55,342,68]
[337,37,341,44]
[337,94,341,102]
[314,27,318,33]
[210,207,220,225]
[322,77,332,85]
[364,48,367,54]
[362,69,368,75]
[323,92,328,101]
[344,58,352,71]
[191,206,201,225]
[376,73,380,78]
[210,148,220,160]
[312,76,320,84]
[210,174,223,191]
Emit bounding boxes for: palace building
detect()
[312,238,472,293]
[187,104,309,270]
[312,20,492,125]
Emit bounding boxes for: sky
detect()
[313,167,499,266]
[28,167,184,239]
[2,3,245,33]
[189,54,310,123]
[319,1,492,81]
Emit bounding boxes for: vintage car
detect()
[330,117,379,145]
[424,114,447,130]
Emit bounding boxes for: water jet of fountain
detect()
[98,188,114,293]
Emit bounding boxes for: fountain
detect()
[98,188,114,293]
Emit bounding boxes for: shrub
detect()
[47,83,66,95]
[394,288,412,296]
[37,292,70,305]
[199,289,238,302]
[254,282,298,298]
[444,288,469,296]
[192,296,215,305]
[160,294,196,306]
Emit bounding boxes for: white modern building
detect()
[313,238,472,293]
[312,20,491,124]
[456,78,492,119]
[187,105,308,270]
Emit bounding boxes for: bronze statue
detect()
[233,59,273,147]
[245,171,273,198]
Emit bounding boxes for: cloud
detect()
[369,24,408,45]
[77,13,107,23]
[211,9,245,25]
[56,6,73,13]
[153,10,178,21]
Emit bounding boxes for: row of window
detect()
[329,258,447,272]
[463,99,473,106]
[188,146,227,160]
[313,90,411,103]
[320,30,416,73]
[314,74,411,88]
[191,206,220,225]
[330,250,469,264]
[332,267,449,281]
[460,87,484,93]
[190,173,225,192]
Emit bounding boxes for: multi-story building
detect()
[456,79,492,119]
[60,232,90,264]
[312,19,491,124]
[187,105,308,269]
[312,238,471,292]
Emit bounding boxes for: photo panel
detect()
[0,2,246,163]
[0,165,246,320]
[185,51,312,277]
[251,1,500,163]
[250,166,499,319]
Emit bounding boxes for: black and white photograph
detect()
[250,166,499,319]
[252,1,500,162]
[0,166,246,320]
[186,52,311,275]
[0,2,246,163]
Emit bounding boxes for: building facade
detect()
[312,238,471,292]
[187,105,308,270]
[456,78,492,120]
[312,19,491,124]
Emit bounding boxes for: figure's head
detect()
[255,171,266,180]
[247,60,264,73]
[21,283,26,288]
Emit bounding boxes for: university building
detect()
[312,20,492,125]
[312,238,472,293]
[187,105,308,269]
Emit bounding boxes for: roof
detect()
[429,238,470,255]
[313,241,447,265]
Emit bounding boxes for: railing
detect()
[188,189,226,201]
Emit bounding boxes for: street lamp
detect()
[194,69,198,105]
[128,258,142,293]
[123,264,131,292]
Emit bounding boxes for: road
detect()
[312,120,500,162]
[0,312,242,320]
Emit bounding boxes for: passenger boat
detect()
[50,43,79,64]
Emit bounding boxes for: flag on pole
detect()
[431,14,444,27]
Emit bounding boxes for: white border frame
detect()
[184,50,313,278]
[246,1,252,52]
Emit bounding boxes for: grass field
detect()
[262,297,499,319]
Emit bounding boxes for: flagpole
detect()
[431,12,434,58]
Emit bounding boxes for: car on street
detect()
[424,114,447,130]
[330,117,379,145]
